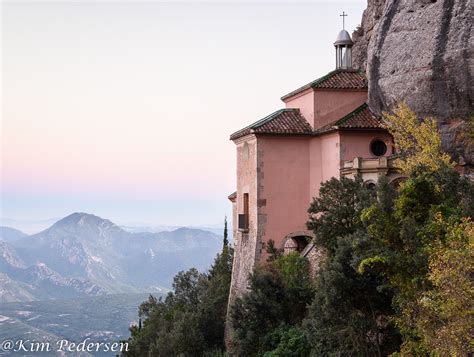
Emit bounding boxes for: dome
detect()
[334,30,353,46]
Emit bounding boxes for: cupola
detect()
[334,12,353,69]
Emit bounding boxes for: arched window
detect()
[283,235,311,254]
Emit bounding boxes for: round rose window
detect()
[370,140,387,156]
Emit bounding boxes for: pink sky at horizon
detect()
[1,1,366,226]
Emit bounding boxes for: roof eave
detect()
[228,191,237,202]
[280,69,367,101]
[281,85,313,102]
[337,127,387,131]
[255,132,313,137]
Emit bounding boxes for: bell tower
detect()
[334,12,353,69]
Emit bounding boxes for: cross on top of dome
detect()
[340,11,348,30]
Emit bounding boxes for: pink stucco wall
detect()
[230,132,393,270]
[257,136,310,259]
[283,89,315,127]
[283,88,367,130]
[230,130,392,263]
[339,130,394,161]
[309,132,341,200]
[313,89,367,130]
[229,85,395,300]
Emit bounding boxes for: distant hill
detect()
[0,226,27,243]
[0,213,223,303]
[121,224,231,237]
[0,218,59,235]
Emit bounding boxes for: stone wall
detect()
[227,135,261,309]
[302,243,325,280]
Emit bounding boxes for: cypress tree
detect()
[223,216,229,247]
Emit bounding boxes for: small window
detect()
[243,193,249,217]
[370,140,387,156]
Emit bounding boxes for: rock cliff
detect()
[352,0,473,171]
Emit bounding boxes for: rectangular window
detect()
[243,193,249,220]
[238,193,249,231]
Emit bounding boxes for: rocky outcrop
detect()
[352,0,473,169]
[352,0,386,71]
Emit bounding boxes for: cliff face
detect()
[352,0,473,169]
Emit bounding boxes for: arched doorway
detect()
[364,180,377,190]
[282,231,315,254]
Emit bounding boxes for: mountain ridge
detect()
[0,212,223,303]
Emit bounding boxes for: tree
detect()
[197,232,234,352]
[383,102,453,174]
[262,326,310,357]
[416,217,473,355]
[304,177,400,356]
[359,103,474,355]
[124,268,208,357]
[378,179,472,354]
[230,253,313,356]
[307,175,374,253]
[223,216,229,247]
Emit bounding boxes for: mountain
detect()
[0,272,35,302]
[121,223,232,237]
[120,224,180,233]
[0,226,27,242]
[0,213,223,302]
[0,239,107,302]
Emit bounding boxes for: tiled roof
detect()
[230,108,313,140]
[281,69,368,101]
[230,104,384,141]
[316,103,383,133]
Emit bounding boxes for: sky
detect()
[1,0,366,230]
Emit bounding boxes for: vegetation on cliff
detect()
[304,176,401,356]
[230,252,313,356]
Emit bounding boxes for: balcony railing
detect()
[238,214,249,231]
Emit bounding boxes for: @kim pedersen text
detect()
[0,338,129,353]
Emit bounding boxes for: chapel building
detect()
[227,27,404,301]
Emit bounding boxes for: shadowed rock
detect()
[352,0,473,171]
